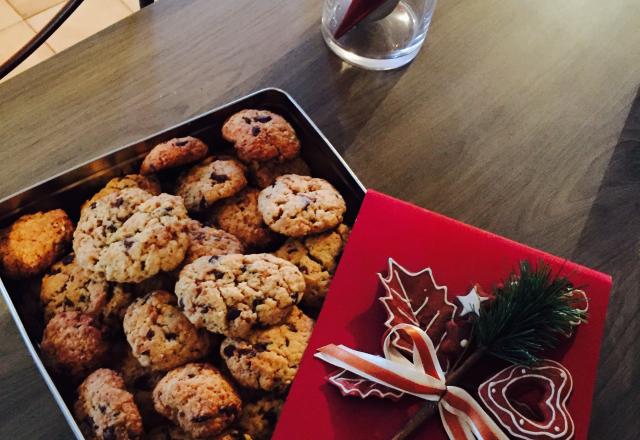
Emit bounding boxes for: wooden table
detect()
[1,0,638,438]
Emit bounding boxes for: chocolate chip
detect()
[140,261,146,271]
[146,329,155,339]
[178,297,185,309]
[89,202,97,210]
[63,297,73,307]
[106,224,117,233]
[123,239,133,249]
[103,426,116,440]
[223,345,235,357]
[112,197,124,208]
[191,414,214,423]
[237,347,257,356]
[254,115,272,123]
[218,405,238,417]
[290,292,299,302]
[210,172,229,183]
[208,256,219,264]
[254,342,268,352]
[165,332,178,341]
[251,126,261,136]
[141,350,150,357]
[252,297,264,309]
[199,304,210,313]
[226,308,241,321]
[175,139,189,147]
[287,323,298,333]
[242,117,252,124]
[98,404,106,414]
[199,197,207,210]
[61,254,74,265]
[78,294,87,303]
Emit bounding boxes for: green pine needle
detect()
[476,261,588,365]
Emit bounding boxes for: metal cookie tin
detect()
[0,88,366,438]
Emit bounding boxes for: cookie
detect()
[206,188,279,250]
[275,224,350,308]
[40,253,133,325]
[238,397,284,440]
[220,307,314,392]
[75,369,143,440]
[0,209,73,279]
[258,175,346,237]
[152,363,242,438]
[222,110,300,163]
[73,188,190,283]
[140,136,209,175]
[175,157,247,212]
[41,311,108,378]
[81,174,161,214]
[123,291,210,371]
[175,254,305,338]
[184,220,244,264]
[247,156,310,189]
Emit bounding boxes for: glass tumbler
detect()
[321,0,437,70]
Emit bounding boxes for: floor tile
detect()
[0,21,55,82]
[25,2,62,33]
[0,0,22,30]
[7,0,62,18]
[120,0,140,13]
[27,0,131,53]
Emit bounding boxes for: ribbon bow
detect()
[315,323,508,440]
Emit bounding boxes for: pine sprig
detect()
[476,261,588,365]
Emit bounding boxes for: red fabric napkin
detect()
[274,190,611,440]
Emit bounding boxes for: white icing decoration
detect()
[519,419,524,425]
[456,286,489,317]
[460,339,468,348]
[478,360,575,440]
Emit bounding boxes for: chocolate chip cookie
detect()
[206,188,279,251]
[41,311,108,378]
[81,174,162,214]
[75,369,143,440]
[123,291,210,371]
[258,175,346,237]
[140,137,209,175]
[0,209,74,279]
[247,156,310,189]
[40,253,133,325]
[222,109,300,163]
[175,157,247,212]
[152,363,242,438]
[175,254,305,338]
[238,397,284,440]
[184,220,244,264]
[74,188,190,283]
[275,224,350,308]
[220,307,314,392]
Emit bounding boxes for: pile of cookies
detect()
[0,109,351,440]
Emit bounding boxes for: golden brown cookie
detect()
[152,363,242,438]
[175,157,248,212]
[81,174,162,214]
[75,369,143,440]
[0,209,73,279]
[123,291,210,371]
[220,307,314,392]
[247,156,310,189]
[175,254,305,338]
[41,311,108,378]
[275,224,350,308]
[257,175,346,237]
[238,397,284,440]
[184,220,244,264]
[222,110,300,162]
[140,137,209,175]
[206,188,280,251]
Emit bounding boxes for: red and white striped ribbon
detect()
[315,324,508,440]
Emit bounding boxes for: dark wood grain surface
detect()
[1,0,639,438]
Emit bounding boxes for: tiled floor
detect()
[0,0,139,82]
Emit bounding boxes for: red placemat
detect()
[274,190,611,440]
